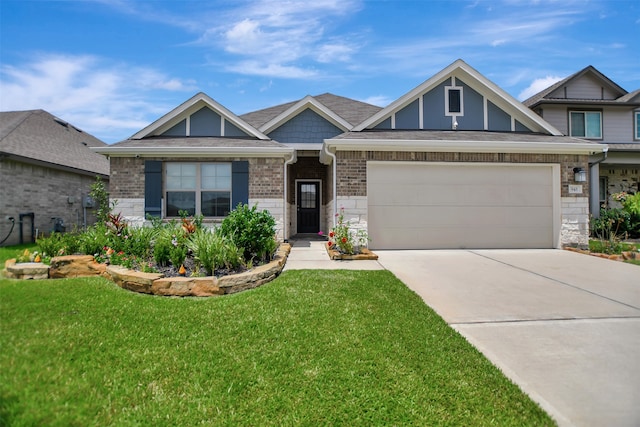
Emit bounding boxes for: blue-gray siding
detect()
[160,107,251,138]
[268,108,343,143]
[487,100,511,131]
[456,79,484,130]
[191,107,221,137]
[395,99,420,129]
[423,81,450,129]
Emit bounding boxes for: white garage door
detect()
[367,162,558,249]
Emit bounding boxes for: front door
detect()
[297,181,320,234]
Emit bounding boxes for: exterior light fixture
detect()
[573,167,587,183]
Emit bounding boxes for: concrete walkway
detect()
[282,238,383,271]
[283,241,640,427]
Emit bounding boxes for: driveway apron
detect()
[376,249,640,427]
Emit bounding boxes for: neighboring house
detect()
[96,59,604,249]
[523,66,640,217]
[0,110,110,246]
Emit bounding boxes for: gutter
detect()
[91,146,294,158]
[325,138,605,156]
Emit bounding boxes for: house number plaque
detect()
[568,185,583,194]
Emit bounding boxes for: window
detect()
[635,111,640,140]
[569,111,602,139]
[165,163,231,217]
[445,86,463,116]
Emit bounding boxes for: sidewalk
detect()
[282,238,383,271]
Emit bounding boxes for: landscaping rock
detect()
[152,277,224,297]
[106,265,163,294]
[4,260,49,280]
[49,255,107,278]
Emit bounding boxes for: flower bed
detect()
[3,244,291,297]
[325,244,378,260]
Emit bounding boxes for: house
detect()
[0,110,110,246]
[523,66,640,217]
[96,59,605,250]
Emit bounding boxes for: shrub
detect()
[37,231,81,257]
[186,228,242,275]
[123,226,157,259]
[218,204,277,263]
[78,224,111,256]
[613,192,640,238]
[89,176,111,224]
[591,207,631,240]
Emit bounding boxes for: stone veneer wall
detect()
[0,159,104,246]
[108,157,285,238]
[334,151,590,248]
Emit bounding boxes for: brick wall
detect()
[0,159,105,246]
[249,158,284,198]
[336,151,589,198]
[287,156,329,204]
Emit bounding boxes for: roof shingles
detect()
[0,110,109,176]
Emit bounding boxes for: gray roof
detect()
[331,130,601,145]
[605,143,640,152]
[0,109,109,176]
[240,93,382,129]
[523,65,636,108]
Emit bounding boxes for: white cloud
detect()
[517,75,565,100]
[0,54,197,142]
[226,60,318,79]
[195,0,362,78]
[316,43,355,63]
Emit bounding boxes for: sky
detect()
[1,0,639,143]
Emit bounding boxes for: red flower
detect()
[341,237,347,244]
[329,231,334,238]
[327,241,333,247]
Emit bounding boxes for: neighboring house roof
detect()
[0,109,109,177]
[523,65,638,108]
[240,93,382,130]
[354,59,562,135]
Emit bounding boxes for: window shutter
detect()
[231,161,249,209]
[145,160,163,217]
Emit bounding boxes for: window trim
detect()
[569,110,602,139]
[444,85,464,117]
[634,111,640,140]
[164,162,232,218]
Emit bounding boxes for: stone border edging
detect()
[564,246,639,262]
[325,243,378,260]
[2,244,291,297]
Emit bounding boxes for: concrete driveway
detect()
[376,249,640,427]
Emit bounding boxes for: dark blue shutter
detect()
[231,161,249,209]
[145,160,162,217]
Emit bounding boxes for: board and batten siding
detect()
[550,74,620,100]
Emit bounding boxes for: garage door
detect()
[367,162,558,249]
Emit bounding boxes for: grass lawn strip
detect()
[1,269,553,426]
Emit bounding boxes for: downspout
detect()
[283,151,297,242]
[323,142,338,228]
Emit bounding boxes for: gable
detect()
[549,72,621,100]
[131,93,269,140]
[356,59,559,135]
[267,108,344,144]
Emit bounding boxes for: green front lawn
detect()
[0,270,554,426]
